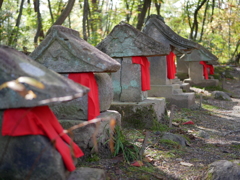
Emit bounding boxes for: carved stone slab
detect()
[30,25,120,73]
[0,45,89,109]
[96,22,171,57]
[143,14,199,54]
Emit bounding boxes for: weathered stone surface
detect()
[161,132,189,146]
[184,61,219,87]
[59,110,121,150]
[111,57,146,102]
[212,91,232,101]
[68,167,106,180]
[110,97,166,129]
[0,111,68,180]
[204,160,240,180]
[143,14,198,55]
[148,84,195,108]
[0,45,88,109]
[149,56,172,85]
[51,73,113,120]
[96,22,170,58]
[30,25,120,73]
[182,44,218,63]
[95,73,113,111]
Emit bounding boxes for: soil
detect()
[79,66,240,180]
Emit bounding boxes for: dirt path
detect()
[81,66,240,180]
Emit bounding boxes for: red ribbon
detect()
[200,61,212,79]
[166,51,176,79]
[68,73,100,120]
[132,56,150,91]
[2,106,84,172]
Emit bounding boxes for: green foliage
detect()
[86,153,100,162]
[113,126,140,162]
[152,118,169,132]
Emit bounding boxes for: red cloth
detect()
[132,56,150,91]
[207,64,214,75]
[2,106,84,172]
[166,51,176,79]
[68,73,100,120]
[199,61,209,79]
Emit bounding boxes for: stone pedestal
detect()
[148,56,195,108]
[110,97,166,129]
[184,61,219,87]
[59,110,121,151]
[111,57,147,102]
[176,55,189,80]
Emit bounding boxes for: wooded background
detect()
[0,0,239,63]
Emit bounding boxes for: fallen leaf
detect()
[182,121,194,125]
[131,160,143,167]
[180,162,194,167]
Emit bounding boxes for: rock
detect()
[67,167,106,180]
[197,130,210,139]
[211,91,232,101]
[0,134,68,180]
[161,132,189,147]
[204,160,240,180]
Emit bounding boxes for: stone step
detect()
[173,88,183,94]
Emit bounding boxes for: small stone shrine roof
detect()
[0,45,89,109]
[96,22,171,58]
[143,14,199,54]
[183,44,218,64]
[30,25,120,73]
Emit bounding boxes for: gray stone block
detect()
[110,97,166,129]
[59,110,121,150]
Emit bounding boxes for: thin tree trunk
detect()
[136,0,151,30]
[0,0,3,9]
[154,0,161,15]
[33,0,44,47]
[199,0,209,41]
[83,0,89,40]
[47,0,54,24]
[8,0,24,46]
[190,0,208,40]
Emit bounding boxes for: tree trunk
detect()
[83,0,89,40]
[8,0,24,46]
[47,0,54,24]
[136,0,151,30]
[199,0,209,41]
[154,0,161,15]
[53,0,75,25]
[33,0,44,47]
[0,0,3,9]
[189,0,208,40]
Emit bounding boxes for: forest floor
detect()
[80,66,240,180]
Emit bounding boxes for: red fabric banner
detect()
[68,73,100,120]
[199,61,209,79]
[132,56,151,91]
[166,51,176,79]
[2,106,84,172]
[207,64,214,75]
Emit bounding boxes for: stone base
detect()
[148,85,195,108]
[59,110,121,151]
[181,83,191,92]
[110,97,166,129]
[184,78,219,87]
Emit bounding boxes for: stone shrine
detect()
[0,45,89,180]
[30,25,121,151]
[97,22,170,128]
[142,14,196,108]
[181,44,219,87]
